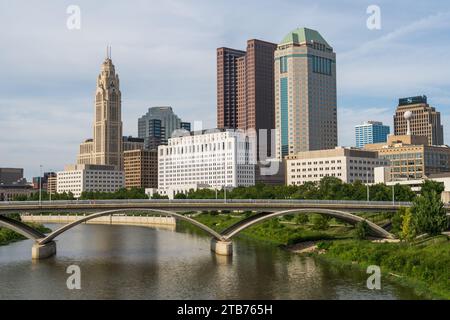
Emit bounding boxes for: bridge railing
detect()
[0,199,413,207]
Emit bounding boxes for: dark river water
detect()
[0,223,423,300]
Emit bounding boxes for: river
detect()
[0,223,422,300]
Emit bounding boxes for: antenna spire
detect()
[105,45,112,59]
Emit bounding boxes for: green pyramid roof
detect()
[280,27,330,47]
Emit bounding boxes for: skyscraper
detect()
[217,40,277,132]
[355,121,390,148]
[394,95,444,146]
[274,28,337,159]
[217,47,246,129]
[138,106,190,150]
[77,49,123,170]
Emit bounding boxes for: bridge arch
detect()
[0,215,46,240]
[38,209,225,244]
[221,208,395,240]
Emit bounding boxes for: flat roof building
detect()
[57,164,124,198]
[365,134,450,181]
[157,129,256,198]
[286,147,387,185]
[355,121,390,149]
[0,168,25,186]
[124,149,158,189]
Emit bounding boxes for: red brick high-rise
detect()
[217,47,246,129]
[217,40,277,135]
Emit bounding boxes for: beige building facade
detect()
[77,52,123,170]
[365,134,450,180]
[394,96,444,146]
[275,28,337,159]
[124,149,158,189]
[286,147,387,185]
[57,164,125,198]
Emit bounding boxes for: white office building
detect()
[286,147,388,185]
[57,164,125,198]
[157,129,256,198]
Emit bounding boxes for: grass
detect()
[316,236,450,299]
[181,212,355,246]
[0,223,51,246]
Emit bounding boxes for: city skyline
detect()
[1,1,450,179]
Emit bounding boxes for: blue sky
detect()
[1,0,450,179]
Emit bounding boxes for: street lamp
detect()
[366,170,370,202]
[392,184,395,206]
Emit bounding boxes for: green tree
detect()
[311,214,330,230]
[354,220,370,240]
[400,208,416,241]
[294,214,309,225]
[412,181,448,236]
[391,207,407,236]
[174,193,187,199]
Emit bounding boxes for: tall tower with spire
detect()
[77,48,123,170]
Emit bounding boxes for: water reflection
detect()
[0,223,422,300]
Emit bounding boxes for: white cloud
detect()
[1,0,450,178]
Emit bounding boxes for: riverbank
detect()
[311,236,450,300]
[0,223,51,246]
[185,212,355,246]
[21,214,176,230]
[188,212,449,300]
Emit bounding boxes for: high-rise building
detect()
[138,107,190,150]
[124,149,158,189]
[156,129,255,199]
[217,40,277,156]
[77,50,123,170]
[275,28,337,159]
[394,95,444,146]
[122,136,145,152]
[217,48,246,129]
[355,121,390,148]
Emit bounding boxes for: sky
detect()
[1,0,450,179]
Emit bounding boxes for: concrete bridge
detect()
[0,200,448,259]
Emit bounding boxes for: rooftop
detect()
[280,27,331,47]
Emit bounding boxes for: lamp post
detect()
[366,170,370,202]
[392,184,395,206]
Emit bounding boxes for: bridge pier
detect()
[211,239,233,256]
[32,241,56,260]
